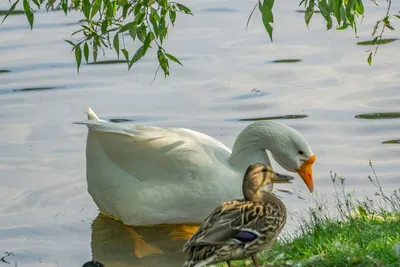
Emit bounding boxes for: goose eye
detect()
[298,150,305,155]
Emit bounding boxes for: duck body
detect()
[182,199,286,267]
[74,108,314,226]
[182,164,290,267]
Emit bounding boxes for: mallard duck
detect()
[74,107,315,258]
[182,163,292,267]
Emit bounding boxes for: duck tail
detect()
[86,107,100,121]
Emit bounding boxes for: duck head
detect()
[243,163,294,200]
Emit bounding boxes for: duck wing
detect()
[183,200,269,250]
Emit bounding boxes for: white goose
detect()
[74,107,316,258]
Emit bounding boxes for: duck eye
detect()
[298,150,304,155]
[262,168,268,172]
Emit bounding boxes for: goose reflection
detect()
[90,213,188,267]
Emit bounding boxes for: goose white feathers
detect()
[74,107,316,226]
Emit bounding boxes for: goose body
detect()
[74,108,315,226]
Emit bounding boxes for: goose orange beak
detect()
[295,154,316,193]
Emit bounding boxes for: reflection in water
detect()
[382,139,400,144]
[12,86,59,92]
[355,112,400,119]
[87,60,127,65]
[238,114,308,121]
[0,9,26,15]
[108,118,135,123]
[91,214,188,267]
[356,38,398,46]
[270,59,302,63]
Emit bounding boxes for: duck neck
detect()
[245,190,286,213]
[229,121,286,173]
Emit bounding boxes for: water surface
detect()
[0,0,399,266]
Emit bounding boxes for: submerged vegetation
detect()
[220,161,400,266]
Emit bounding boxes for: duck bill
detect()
[271,173,294,183]
[295,154,316,193]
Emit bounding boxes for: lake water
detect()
[1,0,399,266]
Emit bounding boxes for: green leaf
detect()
[136,24,147,43]
[121,48,129,67]
[259,0,274,42]
[93,39,98,62]
[265,0,274,9]
[345,0,356,23]
[90,0,101,19]
[319,0,332,30]
[61,0,68,15]
[150,14,159,37]
[1,0,20,24]
[101,20,108,34]
[32,0,41,10]
[122,3,129,19]
[175,3,193,15]
[355,0,364,15]
[134,4,141,16]
[71,28,85,36]
[113,34,120,58]
[106,1,116,20]
[135,10,146,24]
[386,24,395,30]
[159,0,168,8]
[298,0,307,7]
[46,0,57,10]
[395,15,400,19]
[75,45,82,72]
[150,7,160,19]
[84,42,89,63]
[367,52,372,66]
[169,9,176,25]
[157,48,170,77]
[143,32,155,55]
[165,53,183,66]
[64,39,76,49]
[129,25,137,40]
[129,45,144,69]
[82,0,91,19]
[304,0,314,27]
[331,0,342,25]
[159,16,167,43]
[23,0,34,29]
[339,5,348,28]
[119,21,137,33]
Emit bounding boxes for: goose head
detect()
[266,124,316,192]
[231,121,316,193]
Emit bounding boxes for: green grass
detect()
[259,215,400,266]
[217,162,400,267]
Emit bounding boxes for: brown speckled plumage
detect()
[182,163,292,267]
